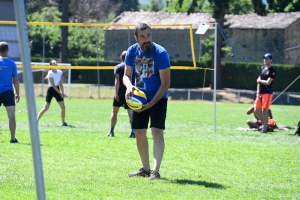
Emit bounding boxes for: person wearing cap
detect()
[254,53,276,133]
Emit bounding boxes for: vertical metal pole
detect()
[13,1,46,199]
[41,25,45,96]
[68,68,71,99]
[127,27,131,47]
[199,35,201,62]
[96,27,100,99]
[213,22,217,132]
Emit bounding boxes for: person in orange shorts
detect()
[254,53,276,133]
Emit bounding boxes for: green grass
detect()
[0,98,299,199]
[19,84,115,99]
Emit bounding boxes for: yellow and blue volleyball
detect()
[132,90,147,104]
[126,90,147,110]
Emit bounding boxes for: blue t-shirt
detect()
[0,57,18,93]
[125,42,170,100]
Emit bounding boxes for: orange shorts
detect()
[255,94,273,109]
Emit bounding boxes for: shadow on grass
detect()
[168,179,226,189]
[16,143,46,146]
[0,141,45,146]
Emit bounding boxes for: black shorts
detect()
[46,86,63,103]
[132,98,167,130]
[113,93,130,109]
[0,90,15,107]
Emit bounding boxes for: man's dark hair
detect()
[0,41,9,53]
[134,23,151,38]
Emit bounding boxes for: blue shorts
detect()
[0,90,15,107]
[132,98,167,130]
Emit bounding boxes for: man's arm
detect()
[114,74,120,100]
[58,79,65,97]
[257,77,273,86]
[13,77,20,102]
[123,65,134,99]
[135,68,170,112]
[256,83,260,97]
[148,68,170,106]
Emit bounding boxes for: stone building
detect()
[104,11,300,65]
[0,0,20,61]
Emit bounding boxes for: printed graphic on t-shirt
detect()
[134,55,154,90]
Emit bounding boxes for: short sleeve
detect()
[125,46,134,67]
[12,62,18,77]
[270,68,276,80]
[157,51,170,70]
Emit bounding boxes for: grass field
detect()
[0,98,299,199]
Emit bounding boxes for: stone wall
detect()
[104,27,291,65]
[284,18,300,65]
[104,28,212,62]
[222,28,285,64]
[0,0,20,61]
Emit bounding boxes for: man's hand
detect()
[134,101,153,113]
[15,94,20,103]
[257,77,261,84]
[114,94,119,101]
[125,86,138,100]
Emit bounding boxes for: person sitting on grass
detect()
[246,105,276,131]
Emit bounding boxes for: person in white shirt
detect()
[37,60,70,126]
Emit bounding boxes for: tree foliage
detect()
[27,7,61,59]
[25,0,52,14]
[27,6,104,60]
[200,35,231,67]
[165,0,300,17]
[268,0,300,12]
[140,0,165,11]
[25,0,140,61]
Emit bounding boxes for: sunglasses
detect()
[50,62,57,65]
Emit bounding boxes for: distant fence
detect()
[20,84,300,105]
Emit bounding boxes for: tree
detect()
[27,7,62,59]
[68,0,140,22]
[59,0,69,63]
[25,0,51,13]
[112,0,140,15]
[268,0,300,12]
[141,0,165,11]
[25,0,142,62]
[69,0,121,23]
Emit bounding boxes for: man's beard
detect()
[141,42,152,53]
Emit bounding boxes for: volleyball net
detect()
[0,20,215,99]
[0,20,201,70]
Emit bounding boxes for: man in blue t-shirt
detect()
[123,23,171,180]
[0,41,20,143]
